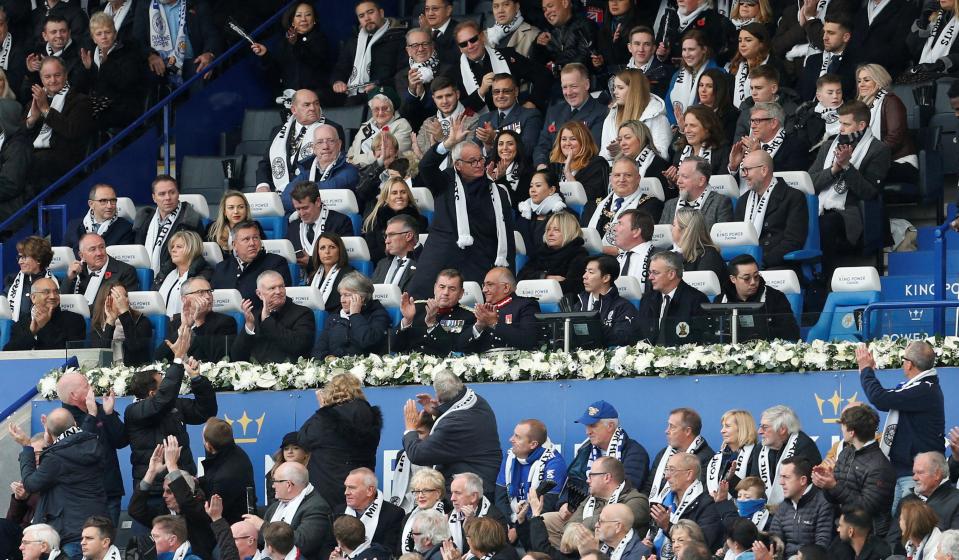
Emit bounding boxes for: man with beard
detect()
[332,1,406,105]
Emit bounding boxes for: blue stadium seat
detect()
[516,279,563,313]
[105,245,154,290]
[213,289,246,334]
[560,181,588,218]
[759,269,803,325]
[0,296,13,348]
[806,267,881,342]
[614,276,644,308]
[373,283,403,327]
[883,130,944,224]
[711,222,763,267]
[262,239,301,287]
[116,197,137,223]
[782,194,822,282]
[683,271,721,300]
[286,286,329,345]
[127,291,169,359]
[246,192,286,240]
[514,231,529,272]
[49,246,75,285]
[59,294,91,331]
[321,189,363,235]
[342,237,374,276]
[412,187,435,226]
[202,242,224,268]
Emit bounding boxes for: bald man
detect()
[284,124,359,213]
[596,503,651,560]
[459,267,539,353]
[4,277,86,350]
[230,270,315,364]
[10,408,107,559]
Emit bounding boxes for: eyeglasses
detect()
[492,88,515,95]
[233,535,255,541]
[32,289,60,296]
[749,117,774,124]
[741,164,765,173]
[587,472,609,477]
[482,281,507,288]
[735,274,762,283]
[457,34,481,48]
[314,139,338,145]
[595,518,618,525]
[20,540,44,545]
[457,157,485,167]
[407,41,431,49]
[384,230,413,239]
[16,254,32,261]
[664,467,691,474]
[273,479,292,484]
[91,198,118,204]
[411,488,439,495]
[183,288,214,296]
[149,533,171,542]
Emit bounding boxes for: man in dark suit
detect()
[371,214,420,292]
[808,100,889,280]
[230,270,314,363]
[24,55,95,188]
[133,175,205,273]
[717,254,800,341]
[246,462,334,560]
[65,232,139,306]
[419,0,459,66]
[286,181,354,278]
[644,408,715,501]
[660,156,734,229]
[22,16,87,98]
[29,2,87,44]
[395,268,475,355]
[452,21,551,113]
[846,0,916,80]
[888,453,959,552]
[331,1,406,104]
[459,266,539,353]
[734,150,809,270]
[474,73,544,157]
[336,468,405,554]
[395,28,457,131]
[4,276,86,350]
[636,251,708,346]
[155,277,237,362]
[133,0,223,85]
[799,16,857,102]
[199,418,256,525]
[64,184,135,251]
[728,102,810,174]
[211,220,293,303]
[533,64,607,166]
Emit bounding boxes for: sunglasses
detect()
[457,35,480,48]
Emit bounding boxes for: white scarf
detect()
[270,483,315,524]
[679,186,710,210]
[149,0,187,73]
[732,61,750,108]
[669,64,707,115]
[410,52,440,85]
[389,451,415,513]
[0,33,11,70]
[680,143,712,164]
[866,0,892,24]
[452,170,509,267]
[503,439,558,520]
[758,433,799,505]
[78,258,110,306]
[602,529,635,560]
[677,4,708,31]
[655,480,705,559]
[743,181,775,237]
[490,161,522,199]
[360,116,393,154]
[731,17,756,29]
[93,43,116,68]
[299,210,328,256]
[650,435,707,503]
[867,89,887,139]
[83,208,118,237]
[819,129,875,215]
[401,501,446,552]
[921,11,959,63]
[345,491,385,547]
[635,145,657,177]
[819,50,841,76]
[461,47,511,97]
[448,496,491,550]
[436,103,466,171]
[311,264,341,306]
[705,444,755,493]
[432,388,477,434]
[104,1,131,34]
[145,202,182,271]
[8,270,54,319]
[90,544,123,560]
[171,541,192,560]
[46,38,73,57]
[751,507,770,531]
[308,157,338,183]
[583,480,625,518]
[349,20,391,88]
[814,103,841,138]
[32,84,70,149]
[518,192,566,220]
[159,268,188,317]
[486,13,524,47]
[761,128,786,158]
[588,190,646,245]
[270,115,323,192]
[880,368,938,457]
[627,57,654,73]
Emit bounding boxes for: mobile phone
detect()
[246,487,257,514]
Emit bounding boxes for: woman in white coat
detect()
[347,87,412,167]
[600,69,673,162]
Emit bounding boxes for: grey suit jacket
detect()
[808,138,890,245]
[371,255,417,293]
[659,191,735,230]
[503,21,541,57]
[262,489,334,560]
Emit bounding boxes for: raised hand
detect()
[205,494,224,521]
[855,344,876,371]
[403,399,420,431]
[400,292,417,325]
[163,435,181,472]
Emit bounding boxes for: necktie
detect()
[570,107,579,119]
[306,224,316,246]
[432,28,441,40]
[387,257,407,284]
[621,251,633,276]
[827,54,840,74]
[613,197,625,211]
[498,111,506,125]
[659,294,671,329]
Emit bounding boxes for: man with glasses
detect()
[408,510,449,560]
[728,102,810,175]
[595,503,650,560]
[732,149,808,270]
[716,254,799,341]
[474,74,544,154]
[460,266,538,353]
[64,184,134,251]
[206,494,263,560]
[245,462,334,560]
[18,524,62,560]
[371,214,421,292]
[418,0,459,66]
[452,21,550,114]
[648,453,723,557]
[635,251,708,346]
[4,276,85,350]
[155,277,237,362]
[398,28,454,130]
[749,405,823,506]
[732,65,800,144]
[285,125,359,213]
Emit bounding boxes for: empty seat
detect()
[213,289,245,332]
[321,189,362,234]
[116,197,136,222]
[651,224,673,249]
[239,108,283,143]
[127,291,168,353]
[0,295,12,348]
[516,279,563,312]
[614,275,644,307]
[806,266,881,342]
[342,236,373,276]
[461,281,484,306]
[243,155,264,189]
[322,106,367,146]
[49,246,75,283]
[373,283,403,326]
[246,191,287,240]
[180,194,211,221]
[180,155,244,209]
[262,239,300,286]
[709,175,740,200]
[774,171,815,195]
[683,270,721,297]
[105,244,154,290]
[710,222,762,266]
[59,294,91,330]
[286,286,329,344]
[560,181,588,217]
[202,242,223,266]
[639,177,666,201]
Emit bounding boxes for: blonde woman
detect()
[80,12,143,128]
[856,64,917,183]
[398,467,450,552]
[517,212,589,295]
[362,177,427,263]
[151,230,212,317]
[705,409,758,499]
[601,69,672,161]
[266,432,311,504]
[671,207,725,280]
[297,372,384,510]
[205,190,264,255]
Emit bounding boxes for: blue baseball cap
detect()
[575,400,618,424]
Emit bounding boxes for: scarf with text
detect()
[8,270,53,319]
[583,480,625,518]
[348,20,391,88]
[145,201,181,271]
[448,496,491,550]
[921,10,959,63]
[504,439,558,520]
[149,0,187,74]
[705,443,755,493]
[601,529,636,560]
[344,491,385,547]
[758,433,799,505]
[270,115,323,191]
[650,435,707,503]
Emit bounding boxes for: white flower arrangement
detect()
[36,337,959,398]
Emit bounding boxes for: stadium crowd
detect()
[2,342,959,560]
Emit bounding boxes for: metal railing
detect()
[862,300,959,340]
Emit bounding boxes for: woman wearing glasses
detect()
[399,468,451,553]
[5,236,56,323]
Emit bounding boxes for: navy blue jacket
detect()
[533,97,607,166]
[860,368,945,476]
[62,402,128,499]
[210,250,293,304]
[572,289,641,346]
[312,300,391,359]
[562,431,650,508]
[285,153,360,213]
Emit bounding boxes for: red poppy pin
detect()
[382,126,390,132]
[696,17,706,26]
[104,272,112,280]
[548,122,557,133]
[464,107,476,117]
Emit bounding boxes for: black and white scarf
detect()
[461,47,510,97]
[503,439,558,520]
[0,33,12,70]
[585,426,627,475]
[588,190,647,245]
[145,202,181,271]
[409,52,440,84]
[679,143,712,164]
[742,182,774,237]
[705,444,755,493]
[731,17,756,29]
[270,116,323,192]
[433,388,478,434]
[100,545,123,560]
[880,368,938,458]
[45,38,73,57]
[149,0,187,73]
[627,57,654,73]
[7,270,53,319]
[360,115,395,154]
[76,258,110,306]
[677,4,708,31]
[486,13,524,47]
[449,496,491,550]
[401,501,446,552]
[635,145,657,177]
[349,20,391,88]
[345,491,385,547]
[758,433,799,505]
[32,83,70,149]
[453,171,509,267]
[601,529,636,560]
[814,103,841,139]
[655,480,704,560]
[54,425,82,444]
[171,541,193,560]
[618,241,654,283]
[389,451,415,512]
[271,484,315,524]
[819,129,874,215]
[83,208,119,237]
[680,186,710,210]
[669,64,707,115]
[299,211,328,257]
[921,10,959,63]
[867,89,887,140]
[583,480,625,518]
[650,435,707,503]
[732,61,751,108]
[311,264,341,305]
[308,156,338,183]
[491,161,522,198]
[518,192,566,220]
[104,1,132,34]
[93,43,117,68]
[761,128,786,158]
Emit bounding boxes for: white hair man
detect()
[446,472,507,550]
[231,270,315,364]
[750,405,823,505]
[335,468,405,552]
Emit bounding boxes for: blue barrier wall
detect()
[30,368,959,508]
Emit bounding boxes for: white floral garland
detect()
[37,337,959,398]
